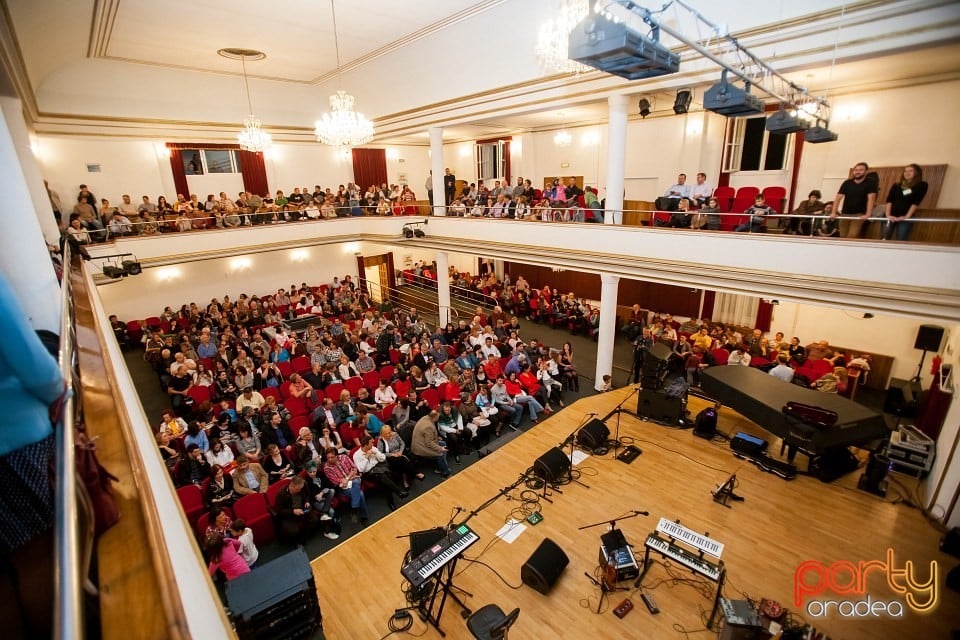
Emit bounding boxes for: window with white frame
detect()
[722,116,790,173]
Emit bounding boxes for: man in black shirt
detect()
[443,168,456,205]
[834,162,878,239]
[564,177,583,203]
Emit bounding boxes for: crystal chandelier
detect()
[553,129,572,146]
[535,0,591,75]
[230,50,271,153]
[314,0,375,152]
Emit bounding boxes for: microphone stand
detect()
[602,386,641,457]
[579,510,649,614]
[557,413,596,490]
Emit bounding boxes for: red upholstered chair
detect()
[378,403,395,423]
[278,381,294,399]
[288,415,311,433]
[651,211,672,227]
[711,349,730,366]
[421,387,440,409]
[232,493,275,545]
[762,186,787,213]
[362,371,381,392]
[292,356,311,375]
[735,186,759,201]
[284,396,309,417]
[344,377,364,397]
[392,378,411,398]
[277,361,293,379]
[176,484,205,530]
[713,186,735,212]
[187,385,211,406]
[389,349,400,364]
[144,316,162,329]
[265,478,291,512]
[126,320,143,344]
[260,387,281,403]
[324,383,344,401]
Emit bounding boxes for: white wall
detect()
[96,245,360,320]
[797,79,960,208]
[771,301,957,385]
[37,134,431,204]
[36,136,173,208]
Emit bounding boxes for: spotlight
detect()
[704,70,764,117]
[414,229,425,238]
[766,105,809,134]
[804,120,839,144]
[403,227,414,239]
[122,259,142,276]
[102,264,126,279]
[673,89,692,115]
[568,12,680,80]
[863,313,875,319]
[402,219,428,239]
[638,98,651,118]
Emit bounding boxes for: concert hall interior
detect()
[1,1,960,639]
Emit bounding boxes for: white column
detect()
[435,250,451,326]
[429,127,446,216]
[594,272,620,391]
[0,97,61,244]
[605,94,628,225]
[0,108,61,333]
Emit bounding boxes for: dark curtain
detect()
[755,300,773,332]
[352,149,387,191]
[702,290,716,320]
[238,150,269,196]
[356,255,368,297]
[166,144,190,198]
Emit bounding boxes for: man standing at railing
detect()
[444,168,456,206]
[833,162,877,239]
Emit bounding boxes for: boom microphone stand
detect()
[603,386,641,457]
[579,510,649,613]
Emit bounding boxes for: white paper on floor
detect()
[495,519,526,543]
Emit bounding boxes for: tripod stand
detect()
[579,510,649,613]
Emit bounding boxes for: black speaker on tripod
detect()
[915,325,945,352]
[533,447,571,484]
[641,342,673,390]
[577,419,610,450]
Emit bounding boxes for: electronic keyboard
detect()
[401,524,479,587]
[644,532,722,582]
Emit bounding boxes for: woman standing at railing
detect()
[884,164,928,242]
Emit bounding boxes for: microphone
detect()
[635,510,649,516]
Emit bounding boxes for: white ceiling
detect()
[4,0,960,142]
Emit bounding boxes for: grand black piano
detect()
[700,366,889,460]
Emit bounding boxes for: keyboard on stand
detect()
[644,532,721,581]
[401,524,479,588]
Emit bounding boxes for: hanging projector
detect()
[765,106,810,134]
[569,13,679,80]
[704,70,764,117]
[804,120,839,143]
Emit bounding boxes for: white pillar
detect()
[0,108,61,333]
[429,127,446,216]
[435,250,451,326]
[594,272,620,390]
[605,94,628,225]
[0,97,61,244]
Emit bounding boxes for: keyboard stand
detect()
[636,540,726,630]
[417,556,472,637]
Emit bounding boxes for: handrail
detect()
[55,240,82,639]
[364,279,459,323]
[400,271,498,314]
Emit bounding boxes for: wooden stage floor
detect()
[312,387,960,639]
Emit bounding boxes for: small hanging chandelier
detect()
[535,0,591,75]
[554,112,572,147]
[220,48,272,153]
[314,0,375,153]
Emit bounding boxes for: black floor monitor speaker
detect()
[883,378,921,418]
[521,538,569,594]
[533,447,571,484]
[638,389,683,424]
[646,341,673,363]
[693,407,718,439]
[809,448,860,483]
[915,325,945,352]
[577,419,610,449]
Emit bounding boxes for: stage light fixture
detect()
[703,70,764,117]
[568,12,679,80]
[804,120,839,143]
[401,219,428,239]
[673,89,691,115]
[638,98,651,118]
[102,264,126,279]
[122,258,142,276]
[765,105,809,134]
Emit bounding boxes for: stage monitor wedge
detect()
[569,14,679,81]
[704,70,764,117]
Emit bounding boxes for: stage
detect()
[311,387,959,639]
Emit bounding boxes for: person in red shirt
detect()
[482,353,503,380]
[516,365,552,412]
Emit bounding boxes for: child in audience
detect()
[205,532,250,581]
[229,519,259,567]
